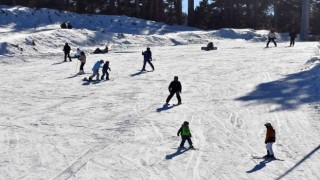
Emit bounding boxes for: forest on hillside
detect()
[1,0,320,34]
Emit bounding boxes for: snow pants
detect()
[266,142,274,155]
[101,70,109,80]
[179,137,193,148]
[64,52,72,61]
[80,62,85,71]
[290,38,295,46]
[89,70,99,80]
[142,59,154,71]
[266,38,277,47]
[166,91,181,104]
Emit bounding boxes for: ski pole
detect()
[75,58,78,73]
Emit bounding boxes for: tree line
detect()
[1,0,320,34]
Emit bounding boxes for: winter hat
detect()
[265,123,272,127]
[183,121,189,126]
[100,60,104,63]
[174,76,178,80]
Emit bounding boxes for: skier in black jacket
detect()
[141,47,154,71]
[166,76,182,105]
[289,30,297,47]
[63,43,72,62]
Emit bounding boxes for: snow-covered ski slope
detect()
[0,6,320,180]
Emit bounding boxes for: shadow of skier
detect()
[246,158,273,173]
[165,148,190,160]
[156,104,174,112]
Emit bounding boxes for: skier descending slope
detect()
[264,123,276,158]
[266,29,277,48]
[141,47,154,71]
[166,76,182,105]
[177,121,195,149]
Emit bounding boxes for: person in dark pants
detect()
[78,51,86,74]
[101,61,111,80]
[266,29,277,48]
[63,43,72,62]
[141,47,154,71]
[177,121,194,149]
[166,76,182,105]
[289,30,297,47]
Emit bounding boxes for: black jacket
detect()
[63,44,71,53]
[169,81,182,92]
[289,32,296,39]
[102,63,111,72]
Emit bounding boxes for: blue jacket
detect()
[92,61,102,71]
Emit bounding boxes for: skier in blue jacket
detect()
[89,60,104,81]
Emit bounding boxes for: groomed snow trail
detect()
[0,40,319,180]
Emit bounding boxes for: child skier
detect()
[89,60,104,81]
[264,123,276,158]
[177,121,194,149]
[78,51,86,74]
[101,61,111,80]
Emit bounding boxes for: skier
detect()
[177,121,194,149]
[289,30,297,47]
[141,47,154,71]
[89,60,104,81]
[101,61,111,80]
[264,123,276,158]
[78,51,86,74]
[166,76,182,105]
[63,43,72,62]
[266,29,277,48]
[74,48,81,59]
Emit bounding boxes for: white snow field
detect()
[1,6,320,180]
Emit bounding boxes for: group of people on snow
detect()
[266,29,297,48]
[62,41,279,156]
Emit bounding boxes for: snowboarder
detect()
[141,47,154,71]
[177,121,194,149]
[101,61,111,80]
[89,60,104,81]
[166,76,182,105]
[266,29,277,48]
[289,30,297,47]
[78,51,86,74]
[264,123,276,158]
[63,43,72,62]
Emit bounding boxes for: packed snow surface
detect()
[0,6,320,180]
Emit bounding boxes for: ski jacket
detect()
[75,49,81,57]
[92,61,102,72]
[268,32,276,39]
[102,63,111,72]
[177,125,191,137]
[142,50,152,61]
[169,81,182,93]
[289,32,297,38]
[79,54,86,63]
[63,44,71,53]
[265,127,276,143]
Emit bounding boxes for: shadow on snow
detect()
[156,104,174,112]
[165,148,190,160]
[235,62,320,112]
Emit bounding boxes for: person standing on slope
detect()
[266,29,277,48]
[78,51,86,74]
[166,76,182,105]
[289,30,297,47]
[264,123,276,158]
[177,121,194,149]
[101,61,111,80]
[89,60,104,81]
[141,47,154,71]
[63,43,72,62]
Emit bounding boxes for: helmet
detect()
[265,123,272,127]
[183,121,189,125]
[100,60,104,63]
[174,76,178,80]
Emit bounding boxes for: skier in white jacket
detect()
[266,29,277,48]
